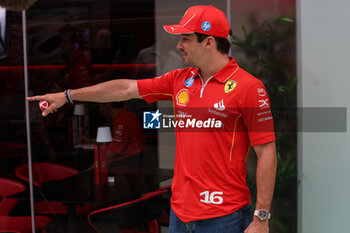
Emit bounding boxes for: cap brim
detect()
[163,25,194,35]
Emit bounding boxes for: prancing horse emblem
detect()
[224,80,237,93]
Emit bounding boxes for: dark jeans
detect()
[169,205,253,233]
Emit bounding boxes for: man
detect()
[84,102,145,165]
[59,24,93,90]
[28,5,277,233]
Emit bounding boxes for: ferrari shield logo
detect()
[224,80,237,93]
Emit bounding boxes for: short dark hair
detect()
[195,30,232,54]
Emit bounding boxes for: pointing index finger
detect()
[27,95,45,101]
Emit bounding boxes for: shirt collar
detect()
[212,57,240,83]
[191,57,239,82]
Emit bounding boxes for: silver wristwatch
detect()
[254,209,271,220]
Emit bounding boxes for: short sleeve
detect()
[240,80,275,146]
[137,70,177,103]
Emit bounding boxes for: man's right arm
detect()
[27,79,140,117]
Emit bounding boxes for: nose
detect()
[176,39,183,51]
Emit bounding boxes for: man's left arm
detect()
[245,141,277,233]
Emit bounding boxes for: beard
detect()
[182,55,197,67]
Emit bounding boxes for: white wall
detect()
[298,0,350,232]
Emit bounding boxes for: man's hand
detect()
[244,218,269,233]
[27,92,67,117]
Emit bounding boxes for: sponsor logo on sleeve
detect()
[258,99,269,108]
[257,88,267,97]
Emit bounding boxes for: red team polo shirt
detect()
[137,57,275,222]
[108,106,145,156]
[61,50,93,90]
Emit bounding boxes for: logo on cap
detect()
[201,21,211,31]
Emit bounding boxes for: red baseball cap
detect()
[163,5,230,39]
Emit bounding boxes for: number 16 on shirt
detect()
[200,191,223,205]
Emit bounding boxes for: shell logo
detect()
[176,89,189,106]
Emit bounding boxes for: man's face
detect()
[177,34,205,67]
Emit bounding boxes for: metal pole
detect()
[226,0,232,56]
[22,9,36,233]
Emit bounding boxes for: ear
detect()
[204,36,215,49]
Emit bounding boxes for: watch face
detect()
[255,210,271,220]
[259,210,269,219]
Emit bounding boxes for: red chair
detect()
[0,177,26,216]
[0,216,51,233]
[15,162,87,214]
[15,162,78,186]
[0,230,20,233]
[0,142,26,153]
[0,177,52,233]
[0,155,7,173]
[88,189,169,233]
